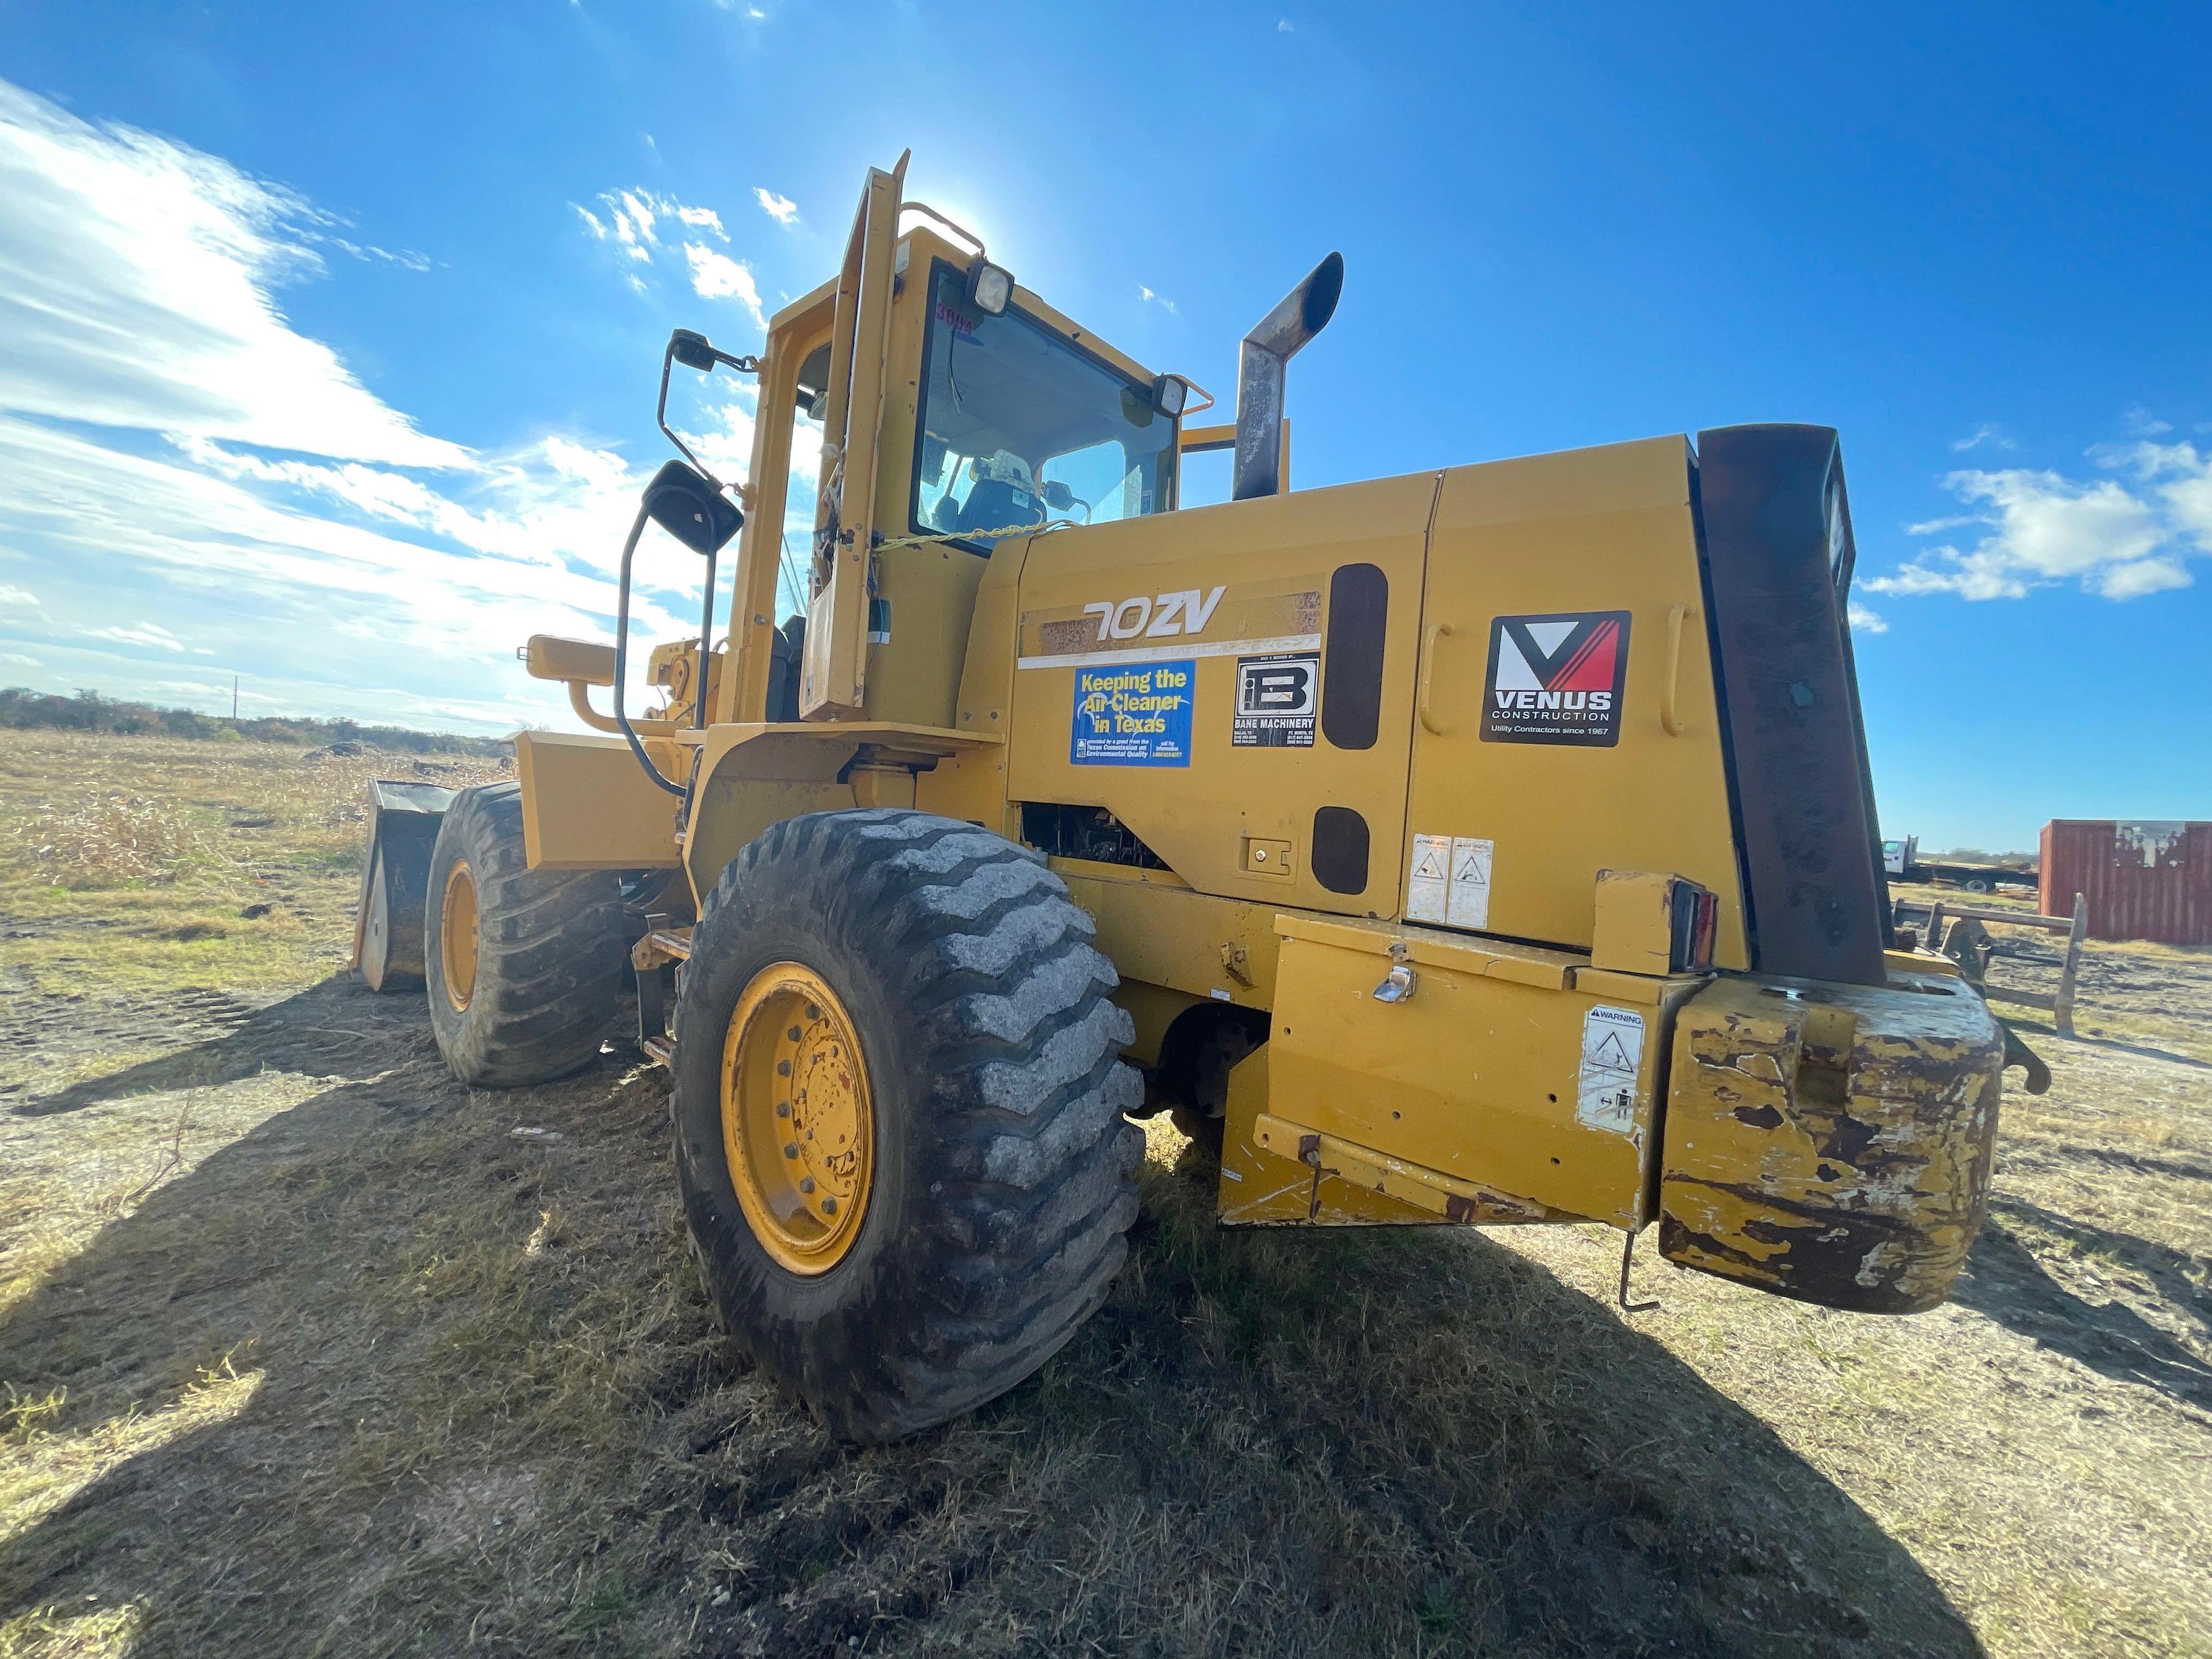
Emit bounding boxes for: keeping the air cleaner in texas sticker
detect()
[1071,660,1194,767]
[1482,611,1631,747]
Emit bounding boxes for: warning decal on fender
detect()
[1406,832,1491,929]
[1577,1005,1645,1137]
[1483,611,1631,747]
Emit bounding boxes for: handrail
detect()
[1416,622,1455,736]
[1661,603,1692,736]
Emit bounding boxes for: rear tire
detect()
[673,809,1143,1442]
[425,783,626,1086]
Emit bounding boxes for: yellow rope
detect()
[872,518,1075,552]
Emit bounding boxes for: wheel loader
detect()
[353,153,2041,1442]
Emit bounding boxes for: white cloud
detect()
[1137,284,1179,315]
[1950,423,2015,453]
[575,186,742,291]
[0,81,750,734]
[0,652,38,667]
[684,244,767,328]
[0,81,467,468]
[1847,603,1887,634]
[88,621,187,651]
[1866,454,2196,602]
[1278,18,1295,31]
[754,188,799,226]
[617,190,658,247]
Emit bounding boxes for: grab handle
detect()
[1661,603,1694,737]
[1417,622,1455,735]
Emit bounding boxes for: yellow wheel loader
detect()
[354,154,2041,1442]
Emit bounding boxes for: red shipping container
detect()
[2039,820,2211,946]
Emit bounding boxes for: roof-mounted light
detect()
[1152,374,1189,418]
[965,257,1014,316]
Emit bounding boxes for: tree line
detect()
[0,687,505,756]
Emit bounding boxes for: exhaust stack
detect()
[1232,252,1344,501]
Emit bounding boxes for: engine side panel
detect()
[1405,436,1750,968]
[1006,472,1439,919]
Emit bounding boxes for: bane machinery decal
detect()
[1231,652,1317,747]
[1482,611,1631,747]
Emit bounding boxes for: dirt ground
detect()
[2,732,2207,1657]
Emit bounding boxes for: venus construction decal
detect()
[1482,611,1631,747]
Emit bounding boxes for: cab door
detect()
[798,153,907,719]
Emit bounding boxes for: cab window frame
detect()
[906,256,1178,555]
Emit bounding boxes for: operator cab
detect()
[909,256,1181,552]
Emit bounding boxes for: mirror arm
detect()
[656,347,718,489]
[655,334,764,491]
[612,501,691,798]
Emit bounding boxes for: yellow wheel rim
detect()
[721,963,873,1275]
[440,859,479,1012]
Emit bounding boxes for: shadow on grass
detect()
[3,979,1983,1657]
[1951,1198,2212,1410]
[8,977,433,1118]
[1999,1012,2211,1070]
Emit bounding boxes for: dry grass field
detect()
[2,729,2207,1657]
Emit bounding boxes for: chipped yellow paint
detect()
[1657,967,2004,1312]
[1251,1113,1567,1224]
[1217,1047,1449,1226]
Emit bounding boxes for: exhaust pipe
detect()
[1232,251,1344,501]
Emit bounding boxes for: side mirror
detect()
[642,460,742,555]
[669,329,719,372]
[1041,480,1075,513]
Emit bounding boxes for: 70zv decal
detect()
[1080,587,1225,642]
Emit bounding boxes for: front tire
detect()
[424,783,626,1086]
[673,809,1143,1442]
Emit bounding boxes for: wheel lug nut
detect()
[800,1176,815,1194]
[777,1060,791,1077]
[783,1143,799,1159]
[820,1197,836,1214]
[787,1025,802,1041]
[775,1101,790,1118]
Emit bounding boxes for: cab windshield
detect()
[911,262,1176,552]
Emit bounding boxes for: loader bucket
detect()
[351,779,457,993]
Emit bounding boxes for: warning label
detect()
[1406,833,1493,930]
[1483,611,1631,747]
[1577,1005,1646,1137]
[1232,652,1317,747]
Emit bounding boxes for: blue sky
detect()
[0,1,2206,851]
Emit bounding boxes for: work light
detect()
[966,258,1014,316]
[1152,374,1189,418]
